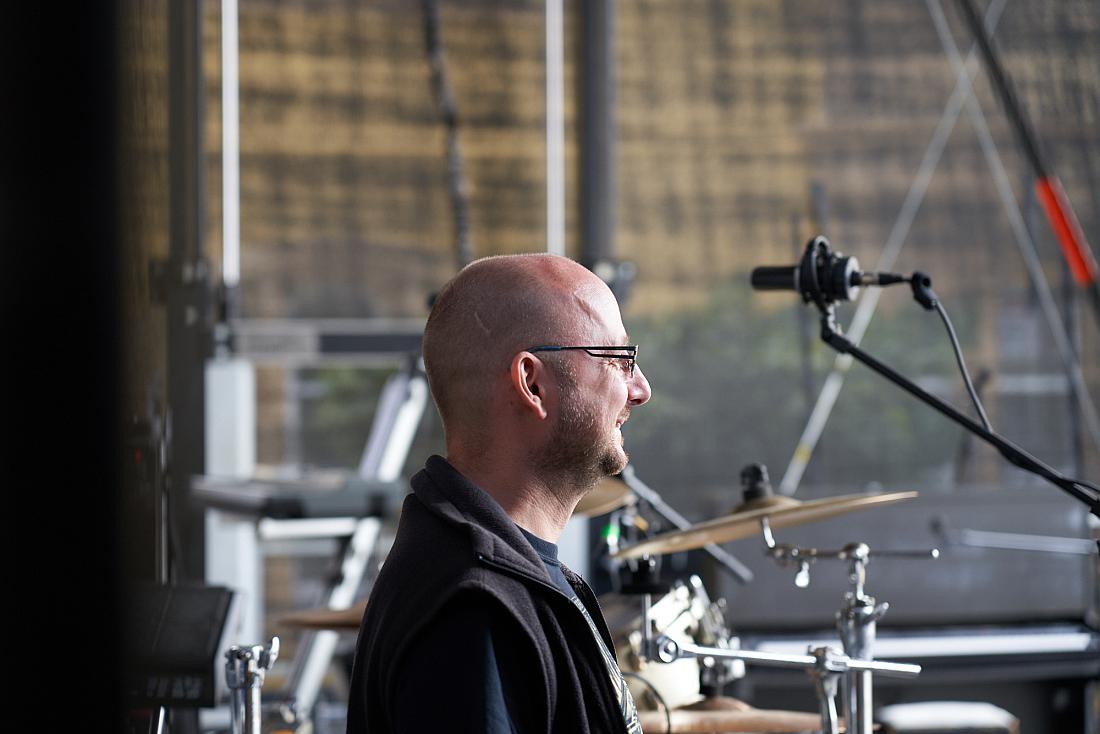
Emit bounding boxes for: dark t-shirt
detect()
[519,527,577,599]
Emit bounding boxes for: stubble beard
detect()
[534,378,628,500]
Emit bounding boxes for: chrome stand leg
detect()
[810,647,842,734]
[837,544,887,734]
[149,706,167,734]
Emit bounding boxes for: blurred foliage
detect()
[624,275,985,496]
[298,364,447,472]
[299,366,395,469]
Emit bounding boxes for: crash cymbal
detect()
[613,491,917,559]
[278,600,367,630]
[636,707,825,733]
[573,476,632,517]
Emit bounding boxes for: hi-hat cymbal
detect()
[573,476,632,517]
[613,491,917,560]
[278,600,367,630]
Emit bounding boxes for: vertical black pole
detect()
[580,0,616,266]
[168,0,210,583]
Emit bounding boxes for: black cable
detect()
[932,299,992,431]
[620,671,672,734]
[820,293,1100,517]
[930,298,1099,508]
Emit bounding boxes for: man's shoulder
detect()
[367,493,526,617]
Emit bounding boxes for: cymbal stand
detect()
[810,647,845,734]
[226,637,280,734]
[759,523,938,734]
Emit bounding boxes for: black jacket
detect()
[347,455,631,733]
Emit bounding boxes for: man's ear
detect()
[510,351,551,420]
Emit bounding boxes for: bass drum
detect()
[599,575,743,712]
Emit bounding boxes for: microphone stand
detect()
[814,287,1100,546]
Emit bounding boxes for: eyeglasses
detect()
[526,344,638,377]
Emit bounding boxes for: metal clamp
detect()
[226,636,280,734]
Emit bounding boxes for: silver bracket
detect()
[226,636,280,734]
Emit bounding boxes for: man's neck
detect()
[445,452,582,542]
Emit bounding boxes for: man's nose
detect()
[628,365,652,406]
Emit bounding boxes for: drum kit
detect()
[278,464,936,733]
[600,464,936,734]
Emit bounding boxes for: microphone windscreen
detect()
[750,265,799,291]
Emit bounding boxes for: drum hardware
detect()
[749,463,936,734]
[225,636,280,734]
[755,532,937,734]
[931,515,1098,556]
[761,529,940,589]
[604,573,743,711]
[619,464,755,583]
[613,465,930,734]
[610,468,918,562]
[610,561,917,733]
[643,625,918,734]
[620,555,671,596]
[810,646,844,734]
[687,576,744,693]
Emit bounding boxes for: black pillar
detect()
[167,0,210,582]
[580,0,616,265]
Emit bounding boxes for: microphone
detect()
[751,236,908,305]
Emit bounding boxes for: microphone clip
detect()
[798,236,862,310]
[909,271,937,311]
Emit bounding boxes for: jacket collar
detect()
[412,455,554,586]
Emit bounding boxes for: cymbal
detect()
[573,476,632,517]
[613,491,918,559]
[636,707,824,733]
[278,600,367,630]
[678,696,752,712]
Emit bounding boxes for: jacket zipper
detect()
[475,552,621,651]
[476,552,629,727]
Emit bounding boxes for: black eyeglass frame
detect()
[525,344,638,377]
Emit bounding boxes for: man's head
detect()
[422,254,651,491]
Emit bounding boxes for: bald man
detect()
[347,254,651,733]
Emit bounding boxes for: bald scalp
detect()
[423,254,602,442]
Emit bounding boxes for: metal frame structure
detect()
[779,0,1100,496]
